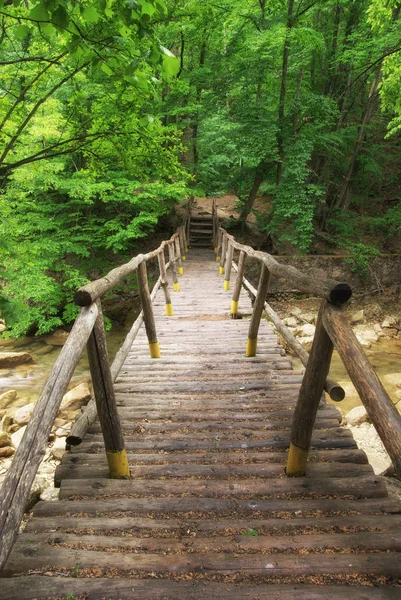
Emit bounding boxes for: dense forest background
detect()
[0,0,401,337]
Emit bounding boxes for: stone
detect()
[50,437,67,460]
[43,330,69,346]
[0,390,17,410]
[0,323,6,334]
[1,414,13,432]
[355,330,379,348]
[8,424,20,433]
[0,338,16,348]
[11,425,27,449]
[0,446,15,458]
[14,402,35,426]
[395,390,401,402]
[294,323,315,337]
[13,337,34,348]
[382,317,397,328]
[283,317,297,328]
[290,307,302,317]
[382,328,398,337]
[0,431,12,448]
[56,424,71,437]
[301,313,315,324]
[351,310,364,324]
[395,401,401,415]
[382,373,401,387]
[40,487,59,502]
[298,337,313,352]
[368,454,392,476]
[35,344,55,356]
[345,406,369,426]
[0,352,33,368]
[60,382,92,411]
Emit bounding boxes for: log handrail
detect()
[0,207,190,573]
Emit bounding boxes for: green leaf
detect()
[101,62,113,75]
[30,3,50,21]
[82,6,102,24]
[162,54,180,77]
[15,24,30,39]
[52,6,69,28]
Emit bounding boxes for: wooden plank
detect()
[1,579,400,600]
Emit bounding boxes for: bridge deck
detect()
[2,249,401,599]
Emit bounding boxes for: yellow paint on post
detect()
[231,300,238,315]
[182,256,186,261]
[219,266,224,275]
[178,266,184,275]
[185,247,189,253]
[245,337,257,357]
[216,256,220,262]
[106,449,130,479]
[149,341,161,358]
[286,442,309,477]
[165,303,173,316]
[214,247,218,253]
[223,279,230,291]
[173,282,180,292]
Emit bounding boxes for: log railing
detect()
[0,213,190,572]
[217,226,401,480]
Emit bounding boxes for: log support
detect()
[137,261,161,358]
[87,302,130,479]
[175,237,184,275]
[223,242,234,291]
[245,265,271,357]
[158,249,173,317]
[286,301,334,477]
[168,242,180,292]
[219,234,227,275]
[231,251,246,318]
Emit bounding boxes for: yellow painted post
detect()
[137,261,161,358]
[223,242,234,290]
[216,229,222,262]
[168,242,180,292]
[157,250,173,317]
[245,264,271,357]
[175,236,184,275]
[231,251,247,319]
[219,234,227,275]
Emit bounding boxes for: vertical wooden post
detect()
[212,200,217,252]
[175,236,184,275]
[231,251,246,318]
[137,261,161,358]
[216,229,222,262]
[179,227,186,262]
[158,249,173,316]
[182,226,188,258]
[286,301,334,477]
[219,234,228,275]
[245,264,271,356]
[87,301,130,478]
[223,242,234,290]
[168,241,180,292]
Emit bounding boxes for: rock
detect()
[56,424,71,437]
[298,337,313,352]
[0,446,15,458]
[14,402,35,426]
[351,310,364,324]
[382,317,397,328]
[8,424,20,433]
[369,454,392,476]
[43,330,69,346]
[40,487,59,502]
[382,328,398,337]
[38,462,56,475]
[0,390,17,410]
[395,390,401,402]
[1,414,13,432]
[290,307,302,317]
[35,345,55,356]
[0,409,4,420]
[382,373,401,387]
[283,317,297,328]
[295,323,315,337]
[301,313,315,324]
[373,323,384,335]
[11,425,27,449]
[60,382,91,411]
[28,478,45,509]
[50,437,67,460]
[395,401,401,415]
[345,406,369,426]
[355,330,379,348]
[13,337,34,348]
[0,323,6,334]
[0,338,16,347]
[0,431,12,448]
[0,352,33,368]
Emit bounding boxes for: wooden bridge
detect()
[1,203,401,599]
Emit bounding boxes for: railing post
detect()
[137,261,161,358]
[158,248,173,316]
[179,226,186,262]
[245,263,271,357]
[168,241,180,292]
[87,300,130,479]
[223,241,234,290]
[231,251,246,318]
[219,234,228,275]
[216,229,222,263]
[286,301,334,477]
[175,236,184,275]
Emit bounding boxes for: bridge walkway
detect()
[1,248,401,599]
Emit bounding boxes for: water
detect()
[292,338,401,413]
[0,327,128,411]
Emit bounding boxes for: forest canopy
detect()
[1,0,401,336]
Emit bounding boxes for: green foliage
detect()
[345,243,381,278]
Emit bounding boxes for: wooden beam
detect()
[246,264,271,357]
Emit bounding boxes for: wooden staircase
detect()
[189,215,214,248]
